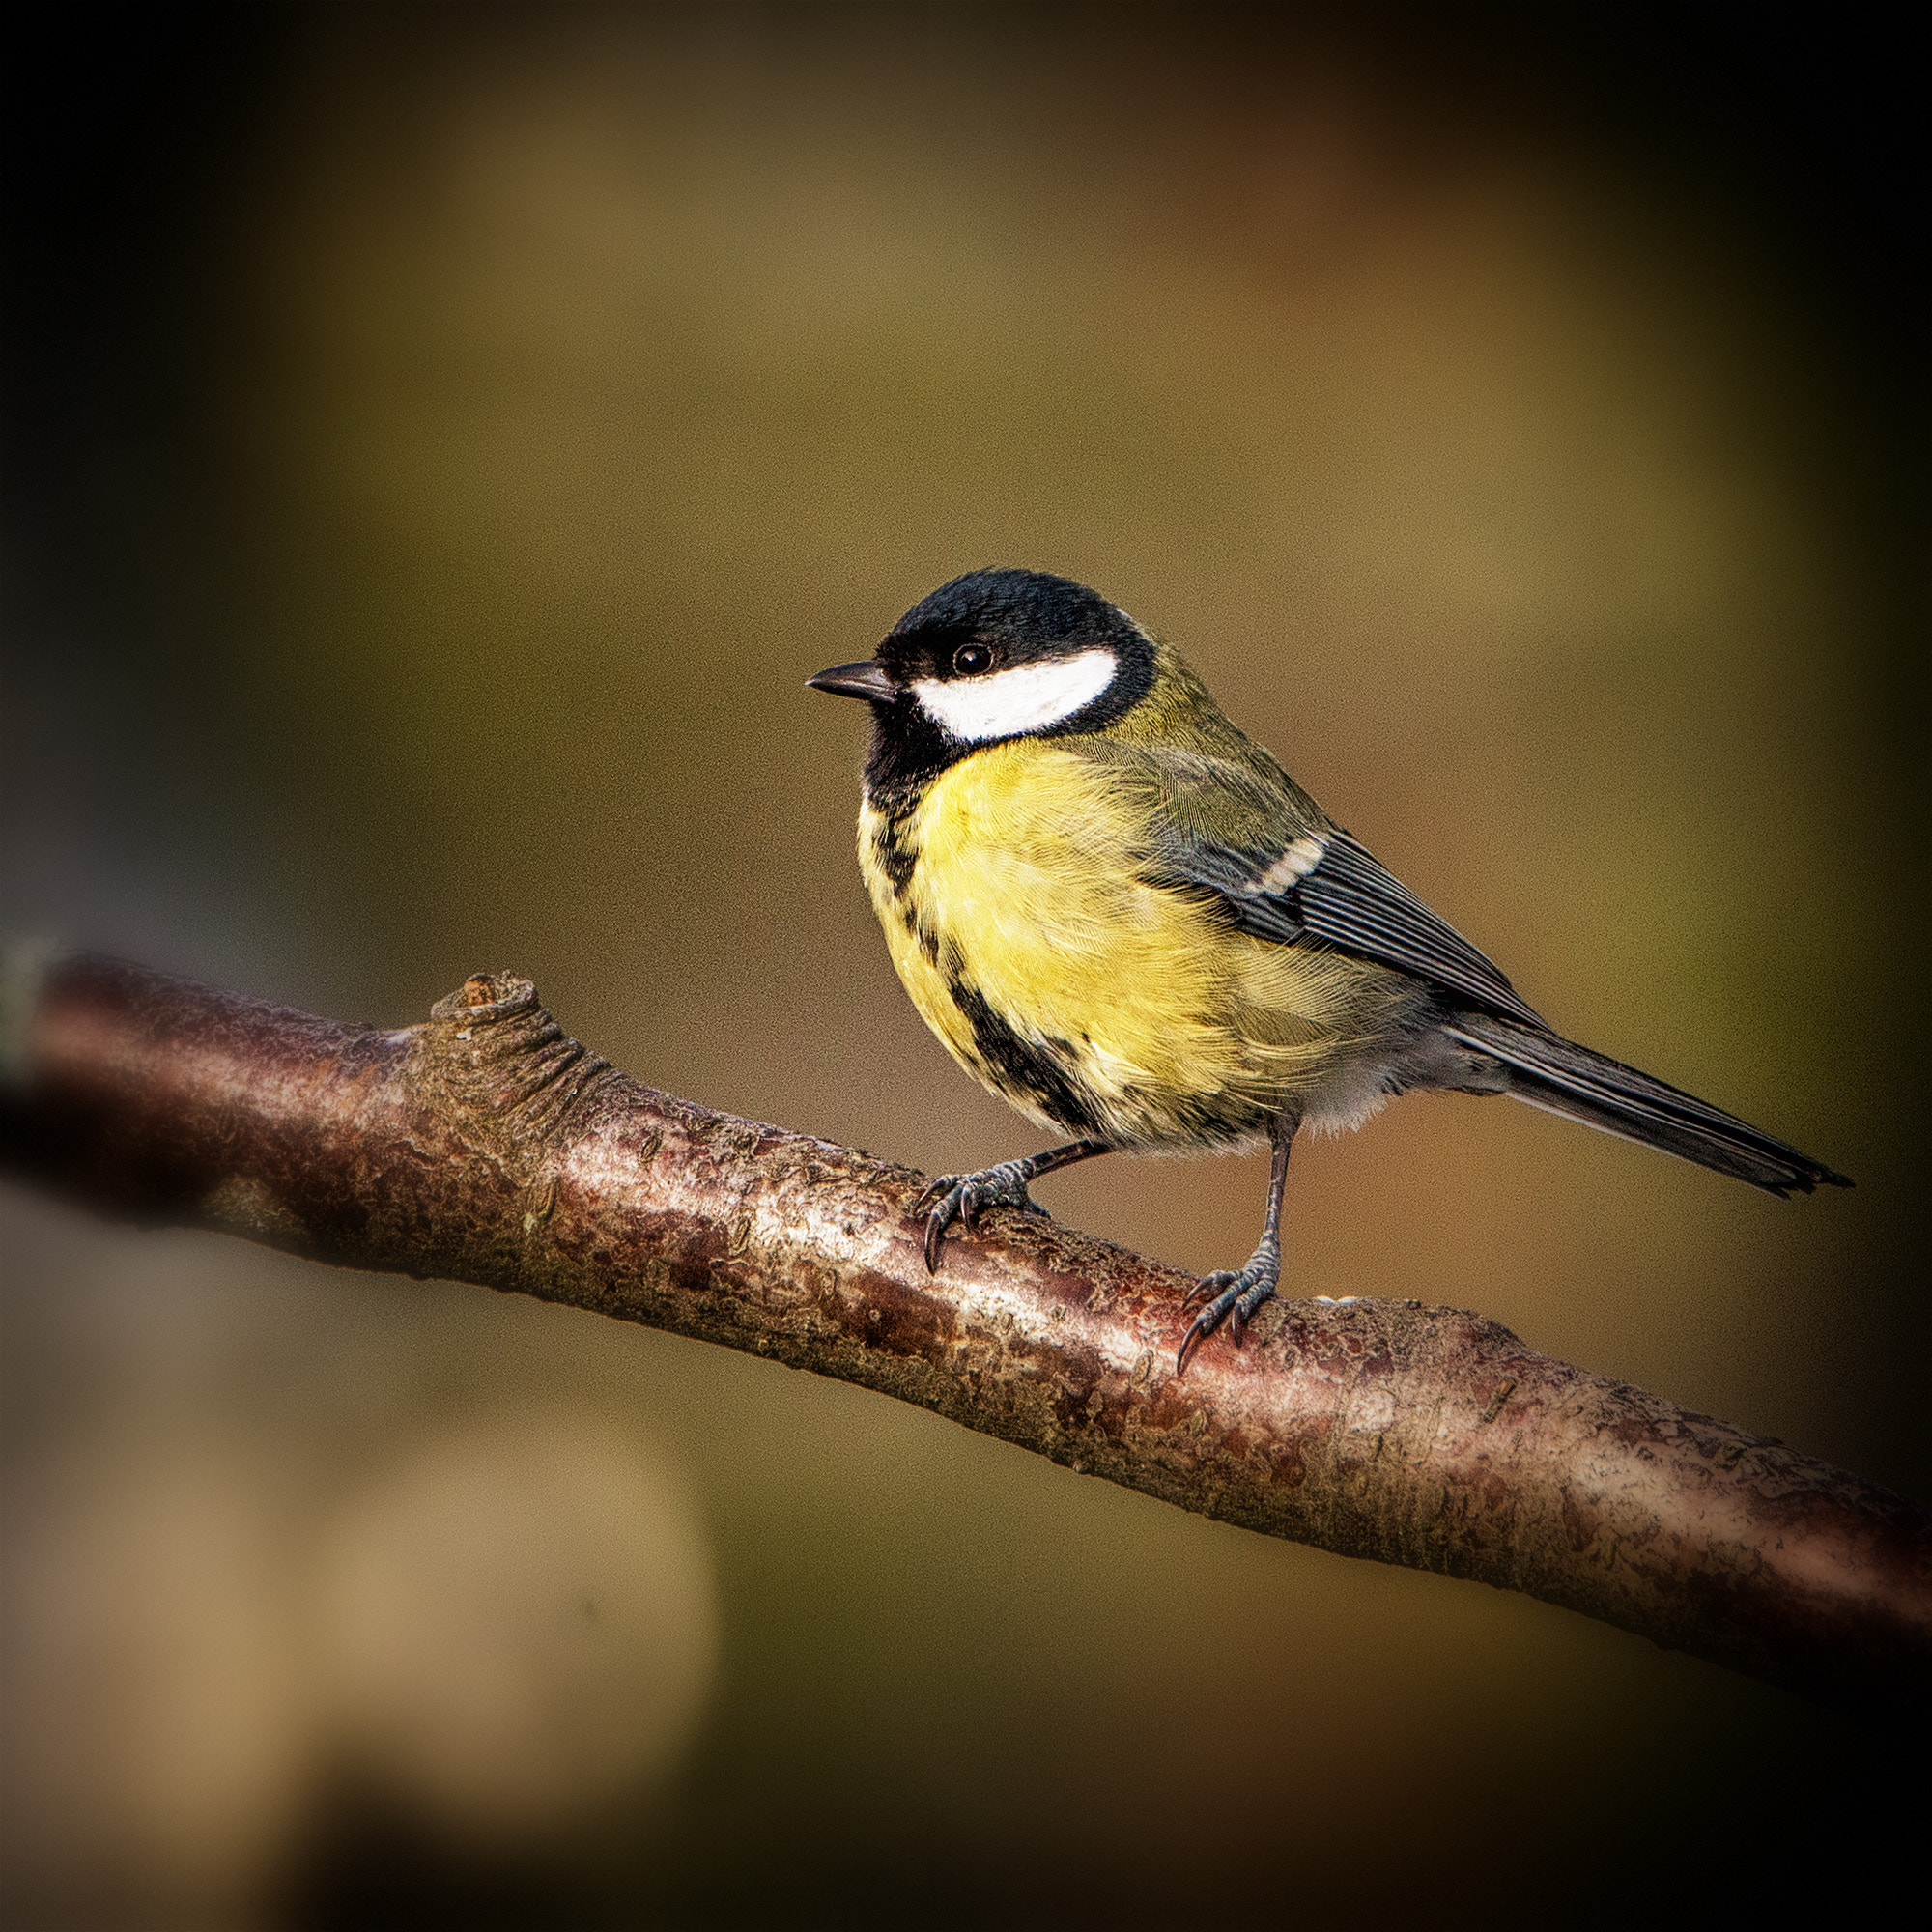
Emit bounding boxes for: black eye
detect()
[952,642,992,676]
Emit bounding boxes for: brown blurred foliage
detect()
[3,4,1923,1926]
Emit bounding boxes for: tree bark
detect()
[1,948,1924,1712]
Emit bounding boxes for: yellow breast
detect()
[859,741,1380,1147]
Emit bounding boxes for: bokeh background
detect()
[3,3,1923,1925]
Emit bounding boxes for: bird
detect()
[807,568,1851,1372]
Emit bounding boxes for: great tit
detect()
[809,568,1850,1370]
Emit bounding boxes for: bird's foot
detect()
[914,1159,1050,1273]
[1177,1242,1281,1374]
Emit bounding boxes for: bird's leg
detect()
[915,1138,1113,1273]
[1178,1116,1298,1373]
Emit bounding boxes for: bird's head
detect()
[807,568,1156,786]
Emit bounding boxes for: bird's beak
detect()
[806,659,899,703]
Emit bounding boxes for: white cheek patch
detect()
[911,648,1119,743]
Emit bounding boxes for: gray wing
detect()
[1118,746,1546,1029]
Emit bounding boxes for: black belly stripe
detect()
[897,890,941,966]
[946,979,1105,1135]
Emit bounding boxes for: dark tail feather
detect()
[1443,1013,1853,1198]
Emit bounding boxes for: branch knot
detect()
[421,974,615,1167]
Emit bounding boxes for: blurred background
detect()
[2,2,1923,1924]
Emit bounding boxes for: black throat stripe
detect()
[866,778,923,896]
[869,811,918,899]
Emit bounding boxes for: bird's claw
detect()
[1176,1256,1279,1374]
[915,1161,1047,1273]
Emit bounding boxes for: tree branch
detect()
[1,950,1924,1711]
